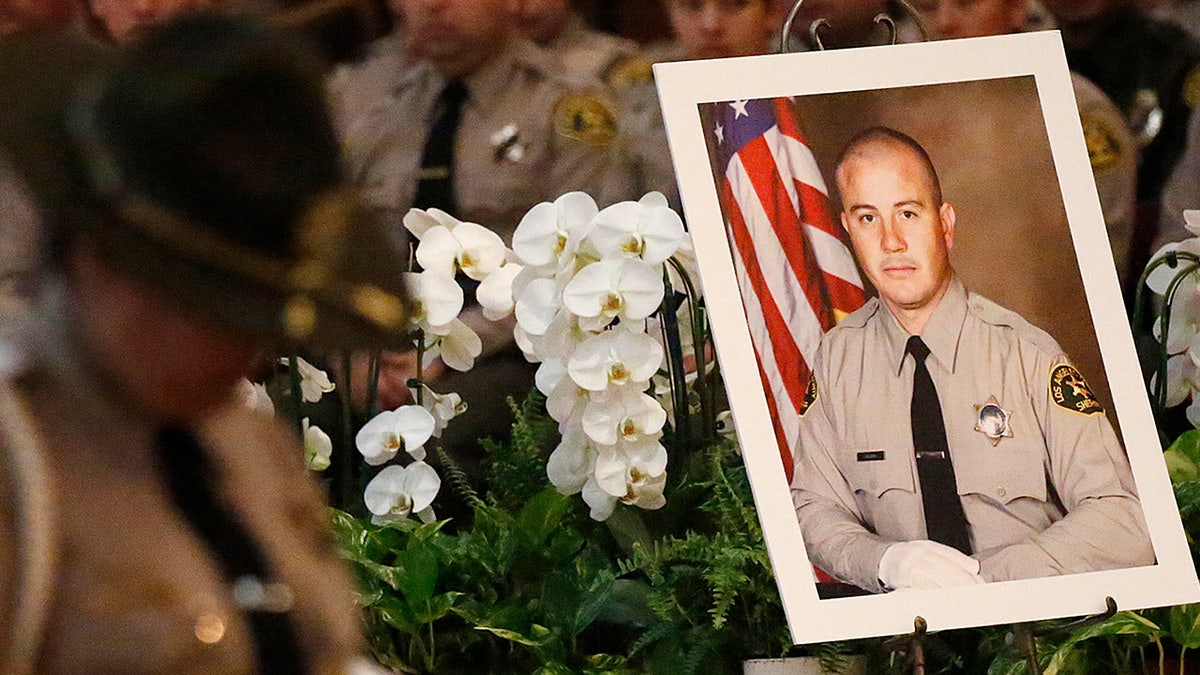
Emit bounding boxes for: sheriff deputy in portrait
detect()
[790,127,1155,594]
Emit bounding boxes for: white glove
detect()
[878,540,985,590]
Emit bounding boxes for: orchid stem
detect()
[287,353,304,441]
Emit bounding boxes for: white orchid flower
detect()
[546,425,596,495]
[667,235,703,298]
[236,379,275,416]
[562,259,664,332]
[568,329,664,392]
[430,318,483,372]
[539,310,590,362]
[355,405,437,465]
[408,384,467,437]
[363,462,441,525]
[477,262,524,321]
[546,376,588,430]
[403,207,462,240]
[535,358,569,397]
[279,357,336,403]
[303,418,333,472]
[416,220,507,281]
[405,270,464,333]
[588,192,685,265]
[581,475,618,521]
[1153,278,1200,354]
[593,439,668,513]
[581,389,667,446]
[1186,210,1200,236]
[512,192,598,268]
[514,324,542,363]
[514,277,564,336]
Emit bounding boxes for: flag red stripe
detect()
[722,178,811,411]
[738,138,835,328]
[757,357,796,484]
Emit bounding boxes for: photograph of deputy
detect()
[790,126,1155,595]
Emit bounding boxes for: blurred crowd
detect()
[5,0,1200,299]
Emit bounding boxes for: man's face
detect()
[913,0,1027,39]
[668,0,772,60]
[69,248,264,425]
[509,0,571,44]
[838,141,956,321]
[395,0,506,75]
[88,0,219,43]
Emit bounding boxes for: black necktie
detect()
[907,335,972,554]
[414,79,468,213]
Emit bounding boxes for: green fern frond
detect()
[436,446,486,510]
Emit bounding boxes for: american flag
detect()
[707,97,866,484]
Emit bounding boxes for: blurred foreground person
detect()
[914,0,1139,285]
[0,0,74,36]
[0,14,411,674]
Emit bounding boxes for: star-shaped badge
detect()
[974,395,1012,446]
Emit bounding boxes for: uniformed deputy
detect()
[791,127,1153,594]
[510,0,644,85]
[910,0,1139,285]
[0,14,409,673]
[334,0,635,456]
[1041,0,1200,290]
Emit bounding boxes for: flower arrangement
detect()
[238,191,852,672]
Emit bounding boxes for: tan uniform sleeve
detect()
[791,355,891,593]
[978,353,1155,580]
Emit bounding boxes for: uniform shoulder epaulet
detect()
[604,54,655,89]
[965,292,1063,356]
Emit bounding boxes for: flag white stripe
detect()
[805,225,864,288]
[727,154,825,360]
[728,228,803,453]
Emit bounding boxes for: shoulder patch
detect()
[1186,65,1200,109]
[1080,112,1123,172]
[1049,364,1104,416]
[798,374,818,416]
[605,55,654,88]
[553,92,619,146]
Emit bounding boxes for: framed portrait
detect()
[654,31,1200,644]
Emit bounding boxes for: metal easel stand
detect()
[882,616,928,675]
[1006,597,1119,675]
[778,0,929,53]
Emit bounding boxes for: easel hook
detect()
[874,13,898,45]
[892,0,931,41]
[810,19,830,51]
[780,0,809,53]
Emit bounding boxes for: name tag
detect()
[856,451,886,462]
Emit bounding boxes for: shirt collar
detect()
[882,276,968,376]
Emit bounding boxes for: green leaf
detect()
[542,566,617,636]
[605,506,654,557]
[394,545,439,603]
[1170,604,1200,648]
[411,591,461,624]
[371,595,422,633]
[516,487,572,549]
[583,653,631,674]
[1167,430,1200,482]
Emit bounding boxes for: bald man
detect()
[791,127,1153,594]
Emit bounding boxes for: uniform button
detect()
[869,479,878,490]
[996,487,1007,498]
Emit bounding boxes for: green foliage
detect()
[615,438,853,672]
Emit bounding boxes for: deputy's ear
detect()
[939,201,956,251]
[840,210,850,232]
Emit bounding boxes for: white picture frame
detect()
[654,31,1200,644]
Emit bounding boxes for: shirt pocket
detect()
[953,441,1048,505]
[844,449,916,499]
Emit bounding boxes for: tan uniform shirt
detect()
[791,278,1153,593]
[0,291,362,673]
[541,15,639,83]
[340,37,634,242]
